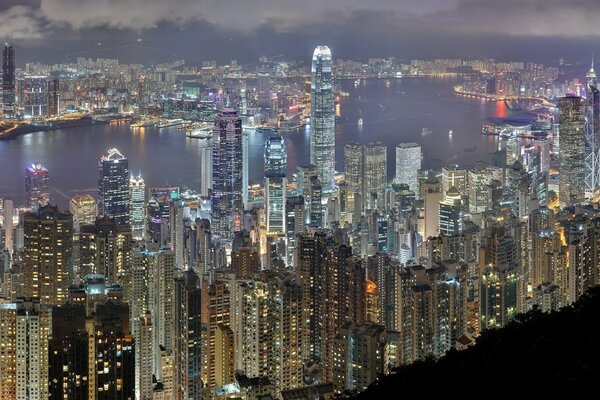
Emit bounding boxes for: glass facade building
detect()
[98,148,130,225]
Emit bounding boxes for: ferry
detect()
[156,118,185,129]
[186,123,213,139]
[354,79,361,87]
[449,129,453,137]
[358,117,364,127]
[421,128,432,136]
[131,119,155,129]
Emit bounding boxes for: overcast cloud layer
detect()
[1,0,599,64]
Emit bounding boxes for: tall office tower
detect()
[559,96,586,207]
[47,77,59,115]
[285,196,305,267]
[344,143,364,195]
[364,142,387,211]
[480,228,520,329]
[69,194,97,225]
[310,45,335,193]
[394,143,421,196]
[3,199,14,256]
[169,198,185,267]
[22,75,48,117]
[25,162,50,211]
[468,167,500,214]
[398,263,469,365]
[2,43,15,119]
[23,205,73,305]
[0,298,51,400]
[333,323,385,394]
[199,138,213,197]
[309,176,323,228]
[212,108,243,240]
[242,131,250,210]
[173,269,202,400]
[129,174,145,240]
[98,148,130,225]
[439,187,463,236]
[201,280,231,389]
[79,217,131,283]
[214,324,235,387]
[441,164,468,196]
[49,278,135,400]
[585,61,600,196]
[264,133,287,235]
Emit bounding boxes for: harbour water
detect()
[0,78,526,208]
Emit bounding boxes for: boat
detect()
[156,118,185,129]
[385,81,391,88]
[130,119,155,128]
[186,123,213,139]
[358,118,363,127]
[449,129,453,137]
[354,79,360,87]
[421,128,432,136]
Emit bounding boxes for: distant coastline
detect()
[0,116,111,141]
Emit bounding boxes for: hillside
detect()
[353,287,600,398]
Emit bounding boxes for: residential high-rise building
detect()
[130,174,146,240]
[212,108,243,240]
[2,198,14,256]
[49,277,135,400]
[23,205,73,306]
[169,198,185,267]
[310,46,335,193]
[264,132,287,235]
[394,143,421,196]
[98,148,130,225]
[0,298,51,400]
[285,196,305,267]
[559,96,586,207]
[48,77,59,115]
[201,280,231,389]
[214,324,235,387]
[22,76,48,118]
[25,162,50,211]
[2,43,15,119]
[344,143,364,195]
[69,194,98,225]
[173,269,202,400]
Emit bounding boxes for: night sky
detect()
[2,0,600,65]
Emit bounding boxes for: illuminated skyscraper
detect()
[394,143,421,196]
[98,148,130,225]
[364,142,387,211]
[129,174,146,240]
[558,96,586,207]
[23,205,73,306]
[212,108,243,240]
[439,187,463,236]
[25,162,50,211]
[69,194,98,225]
[585,60,600,197]
[2,43,15,119]
[199,138,213,197]
[23,75,48,118]
[264,132,287,235]
[310,46,335,193]
[48,77,59,115]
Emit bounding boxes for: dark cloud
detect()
[1,0,599,64]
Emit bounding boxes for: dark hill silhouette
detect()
[349,287,600,399]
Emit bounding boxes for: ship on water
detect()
[186,123,213,139]
[156,118,185,129]
[421,128,432,136]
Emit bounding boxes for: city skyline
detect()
[3,3,600,399]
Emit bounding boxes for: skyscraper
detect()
[212,108,243,240]
[559,96,586,207]
[69,194,98,225]
[23,205,73,306]
[585,60,600,197]
[199,138,213,197]
[130,174,146,240]
[98,148,130,225]
[394,143,421,196]
[364,142,387,211]
[23,75,49,118]
[264,132,287,235]
[310,46,335,193]
[25,162,50,211]
[2,43,15,119]
[48,77,59,116]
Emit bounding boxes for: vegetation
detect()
[353,288,600,398]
